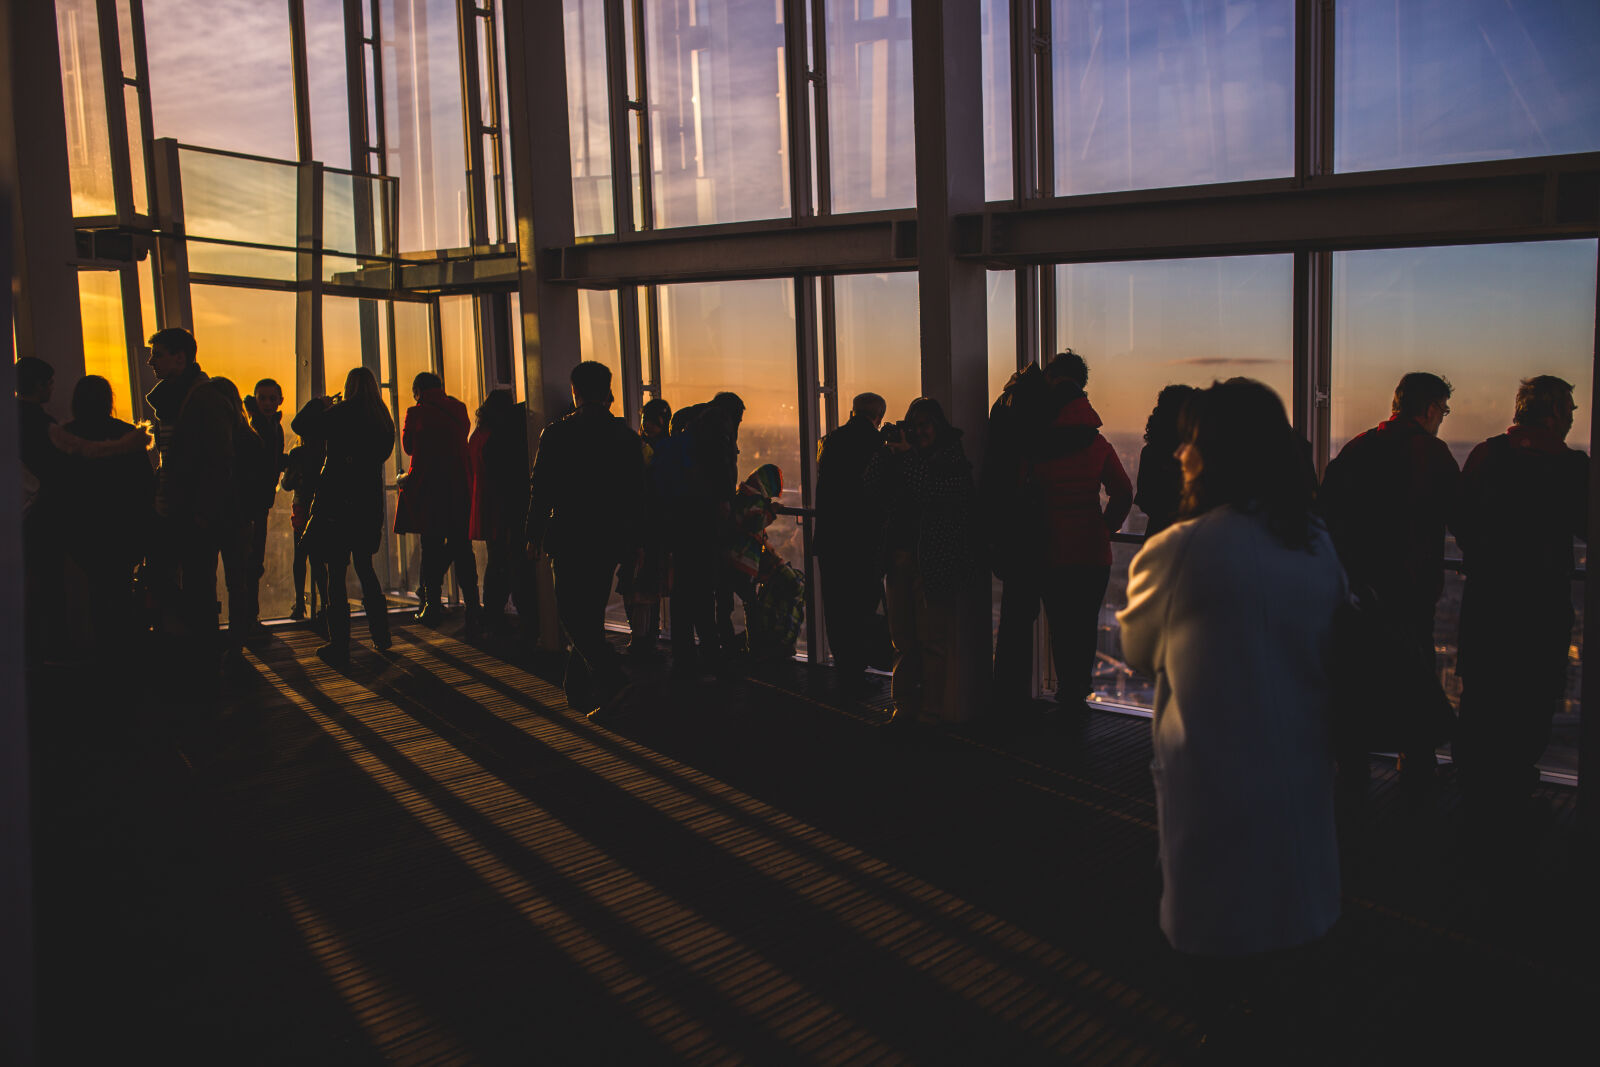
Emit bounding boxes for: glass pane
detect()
[507,291,525,402]
[382,0,469,250]
[825,0,916,213]
[644,0,789,227]
[1050,0,1294,196]
[564,0,614,235]
[187,243,298,281]
[125,84,148,215]
[1336,0,1600,172]
[179,148,299,246]
[321,254,393,288]
[657,278,803,569]
[393,300,436,407]
[1052,255,1294,708]
[77,272,132,419]
[324,296,384,401]
[143,0,297,158]
[982,0,1012,202]
[324,172,397,257]
[578,289,622,378]
[834,273,921,423]
[987,269,1017,401]
[1331,241,1597,778]
[57,0,117,217]
[306,0,353,168]
[440,295,483,417]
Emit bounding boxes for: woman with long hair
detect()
[1134,383,1197,536]
[469,388,533,637]
[300,367,396,662]
[1116,378,1341,1051]
[208,376,269,643]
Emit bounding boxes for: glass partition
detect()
[1049,0,1294,196]
[1336,0,1600,173]
[565,0,614,235]
[1332,240,1598,777]
[324,172,398,258]
[144,0,297,158]
[179,148,299,247]
[826,0,916,213]
[833,273,920,424]
[77,272,132,416]
[56,0,116,217]
[644,0,789,227]
[1051,255,1295,706]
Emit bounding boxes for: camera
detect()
[882,422,904,444]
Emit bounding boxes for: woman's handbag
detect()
[1331,585,1456,753]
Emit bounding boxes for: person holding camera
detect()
[815,392,889,691]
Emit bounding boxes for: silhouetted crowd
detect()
[16,334,1588,1050]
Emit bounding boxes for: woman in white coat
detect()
[1117,379,1343,988]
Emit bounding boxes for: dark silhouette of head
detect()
[1144,384,1196,447]
[148,327,197,381]
[1513,375,1577,439]
[15,357,54,401]
[1046,349,1088,388]
[209,376,248,429]
[904,396,957,451]
[476,386,517,427]
[1178,378,1316,550]
[71,374,115,423]
[851,392,887,428]
[1392,372,1452,419]
[641,397,672,437]
[712,391,746,427]
[411,371,444,400]
[570,360,614,407]
[346,366,395,436]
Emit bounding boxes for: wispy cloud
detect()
[1164,357,1289,366]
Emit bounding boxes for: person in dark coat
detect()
[865,397,987,725]
[15,359,146,660]
[297,367,396,663]
[1320,372,1460,791]
[394,371,479,629]
[242,378,286,633]
[469,388,534,638]
[60,374,156,660]
[991,351,1133,714]
[144,327,237,659]
[815,392,888,690]
[525,361,645,713]
[618,397,672,656]
[665,391,744,677]
[1134,385,1196,537]
[1452,375,1587,823]
[209,377,269,649]
[281,400,329,621]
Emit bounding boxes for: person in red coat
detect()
[394,371,479,628]
[992,350,1132,714]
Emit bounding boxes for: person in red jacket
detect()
[394,371,480,629]
[993,350,1132,714]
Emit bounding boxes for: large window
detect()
[382,0,469,251]
[77,272,132,416]
[826,0,916,213]
[1336,0,1600,173]
[645,0,790,227]
[833,273,920,425]
[564,0,615,235]
[144,0,297,159]
[1050,0,1294,196]
[56,0,116,217]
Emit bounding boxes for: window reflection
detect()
[57,0,116,217]
[305,0,352,167]
[1050,0,1293,196]
[381,0,469,250]
[144,0,297,159]
[834,273,920,425]
[981,0,1012,202]
[1336,0,1600,172]
[644,0,789,226]
[826,0,916,213]
[1051,255,1293,708]
[1331,241,1598,776]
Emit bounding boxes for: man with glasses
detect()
[1454,376,1587,829]
[1320,372,1461,796]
